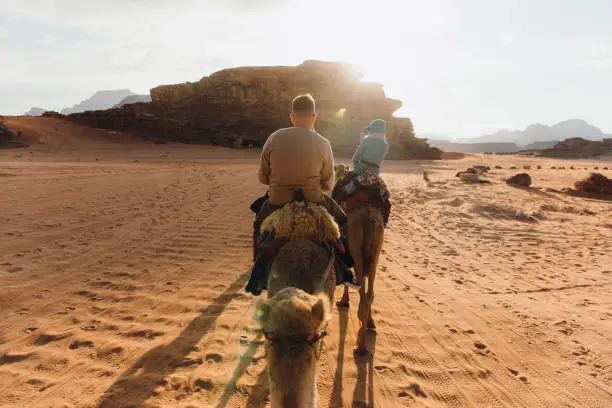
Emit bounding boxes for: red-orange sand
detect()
[1,117,611,407]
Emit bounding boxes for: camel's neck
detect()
[272,384,316,408]
[270,364,317,408]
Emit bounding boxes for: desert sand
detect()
[1,117,611,407]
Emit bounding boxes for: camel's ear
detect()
[311,296,330,328]
[255,298,271,325]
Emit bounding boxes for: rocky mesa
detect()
[68,60,441,159]
[541,137,612,158]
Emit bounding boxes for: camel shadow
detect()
[351,334,377,408]
[329,306,349,407]
[96,271,250,408]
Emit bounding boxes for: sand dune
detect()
[1,119,611,407]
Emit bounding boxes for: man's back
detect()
[259,127,334,205]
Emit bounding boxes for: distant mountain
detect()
[418,133,454,142]
[469,119,610,146]
[521,140,560,150]
[24,107,46,116]
[428,139,520,154]
[61,90,136,115]
[425,119,611,152]
[113,94,152,108]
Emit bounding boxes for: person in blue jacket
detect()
[352,119,389,175]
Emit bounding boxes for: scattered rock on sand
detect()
[574,173,612,195]
[472,166,490,174]
[494,165,503,170]
[506,173,532,187]
[523,165,531,170]
[456,168,476,177]
[459,173,480,183]
[509,166,517,170]
[458,172,491,184]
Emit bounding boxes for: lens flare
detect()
[335,108,346,120]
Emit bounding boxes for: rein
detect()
[263,329,328,346]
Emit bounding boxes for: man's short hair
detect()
[291,94,315,116]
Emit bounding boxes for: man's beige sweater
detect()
[258,127,335,205]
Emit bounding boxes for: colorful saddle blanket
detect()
[332,169,391,225]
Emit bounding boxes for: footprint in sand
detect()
[374,365,395,375]
[34,332,72,346]
[193,378,214,391]
[69,340,94,350]
[176,357,203,367]
[473,341,491,356]
[399,383,427,398]
[0,353,34,365]
[124,329,164,340]
[205,353,223,364]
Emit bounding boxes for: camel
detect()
[255,202,337,407]
[333,163,386,354]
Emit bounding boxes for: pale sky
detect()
[1,0,611,138]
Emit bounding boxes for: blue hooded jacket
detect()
[352,119,389,175]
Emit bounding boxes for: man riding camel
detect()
[246,94,359,295]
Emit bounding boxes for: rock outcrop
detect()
[42,111,63,118]
[575,173,612,195]
[541,138,612,158]
[506,173,532,187]
[68,61,441,159]
[0,117,27,148]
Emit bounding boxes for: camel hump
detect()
[261,201,340,244]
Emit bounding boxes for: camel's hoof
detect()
[353,347,368,356]
[367,320,376,331]
[336,300,350,308]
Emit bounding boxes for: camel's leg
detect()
[366,219,384,332]
[356,275,369,354]
[348,213,368,354]
[336,286,350,308]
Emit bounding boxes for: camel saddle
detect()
[332,170,391,225]
[246,197,349,296]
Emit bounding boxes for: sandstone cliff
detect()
[69,61,441,159]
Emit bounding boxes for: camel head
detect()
[334,163,350,179]
[256,287,331,408]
